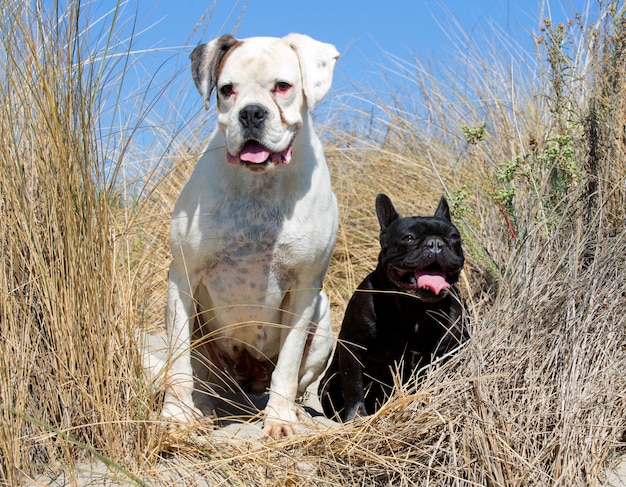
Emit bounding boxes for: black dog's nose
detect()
[427,237,444,254]
[239,104,268,129]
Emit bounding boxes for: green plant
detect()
[461,123,487,145]
[448,184,471,220]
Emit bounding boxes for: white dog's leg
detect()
[298,292,333,390]
[263,288,322,438]
[298,291,334,412]
[161,265,203,422]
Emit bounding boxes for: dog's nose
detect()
[427,238,444,254]
[239,104,268,129]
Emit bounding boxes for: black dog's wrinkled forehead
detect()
[385,215,458,240]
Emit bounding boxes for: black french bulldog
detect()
[319,194,468,421]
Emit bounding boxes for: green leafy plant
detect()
[461,123,487,145]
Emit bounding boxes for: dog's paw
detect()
[262,407,305,439]
[263,420,296,439]
[161,398,203,424]
[343,401,367,422]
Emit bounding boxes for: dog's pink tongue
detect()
[416,271,450,295]
[239,141,270,163]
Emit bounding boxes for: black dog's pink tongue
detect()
[415,270,450,295]
[239,141,270,163]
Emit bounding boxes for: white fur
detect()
[162,34,339,438]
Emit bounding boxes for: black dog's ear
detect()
[375,193,400,231]
[190,34,240,110]
[434,196,452,222]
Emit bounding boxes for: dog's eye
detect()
[401,235,415,243]
[220,84,235,98]
[274,81,292,95]
[450,233,461,243]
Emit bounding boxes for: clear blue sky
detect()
[86,1,597,155]
[107,0,594,79]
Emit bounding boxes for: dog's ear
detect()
[434,196,452,222]
[190,35,240,110]
[284,33,339,110]
[375,193,400,231]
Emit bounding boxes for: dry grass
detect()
[1,1,625,486]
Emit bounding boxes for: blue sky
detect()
[86,0,597,158]
[108,0,594,81]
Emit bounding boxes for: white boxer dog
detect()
[161,34,339,438]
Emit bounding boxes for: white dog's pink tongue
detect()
[416,271,450,295]
[239,141,270,163]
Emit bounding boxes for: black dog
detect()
[319,194,468,421]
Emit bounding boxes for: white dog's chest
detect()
[200,197,294,282]
[201,235,292,306]
[194,208,296,361]
[199,261,284,360]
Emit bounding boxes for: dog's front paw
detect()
[263,419,296,439]
[263,406,303,439]
[343,401,367,422]
[161,396,203,424]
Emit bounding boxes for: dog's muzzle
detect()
[225,104,295,170]
[390,265,453,296]
[227,140,294,167]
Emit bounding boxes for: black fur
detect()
[319,194,468,421]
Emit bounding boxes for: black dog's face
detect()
[376,194,464,303]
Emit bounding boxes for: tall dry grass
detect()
[0,2,173,484]
[0,0,624,486]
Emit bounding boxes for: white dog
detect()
[161,34,339,438]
